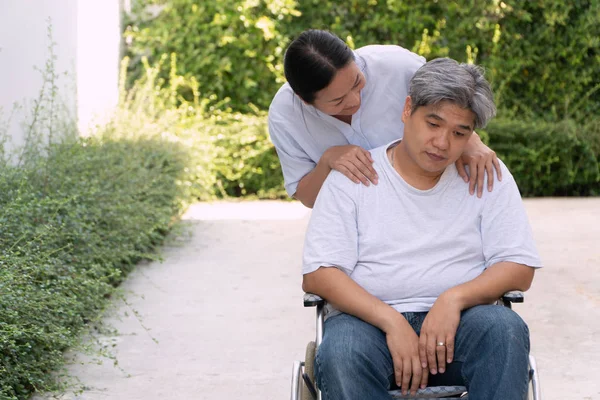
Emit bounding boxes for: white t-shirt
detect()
[268,45,425,196]
[303,141,543,314]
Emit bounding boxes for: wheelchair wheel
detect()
[302,341,317,400]
[527,383,534,400]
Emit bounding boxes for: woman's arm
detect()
[294,155,335,208]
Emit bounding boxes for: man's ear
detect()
[401,96,412,123]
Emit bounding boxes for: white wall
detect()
[0,0,120,153]
[77,0,121,134]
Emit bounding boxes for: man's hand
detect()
[419,293,461,376]
[455,133,501,197]
[324,145,378,186]
[386,316,429,395]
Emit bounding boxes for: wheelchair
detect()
[291,292,541,400]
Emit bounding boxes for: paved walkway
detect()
[36,199,600,400]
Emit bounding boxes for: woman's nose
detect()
[347,90,360,107]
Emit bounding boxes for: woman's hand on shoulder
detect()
[324,145,378,186]
[456,133,502,197]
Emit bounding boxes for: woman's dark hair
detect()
[284,30,355,103]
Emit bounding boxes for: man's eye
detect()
[455,131,466,137]
[427,122,439,128]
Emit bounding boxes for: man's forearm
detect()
[442,262,535,311]
[302,267,407,333]
[294,156,332,208]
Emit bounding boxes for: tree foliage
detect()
[124,0,600,121]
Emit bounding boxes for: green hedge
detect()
[210,112,284,198]
[0,136,192,399]
[123,0,297,112]
[484,118,599,196]
[124,0,600,121]
[113,55,287,200]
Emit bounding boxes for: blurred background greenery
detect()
[121,0,600,197]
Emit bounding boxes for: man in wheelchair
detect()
[301,58,542,400]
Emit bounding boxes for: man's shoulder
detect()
[324,169,358,193]
[492,159,519,197]
[458,158,518,201]
[322,143,390,200]
[484,158,516,192]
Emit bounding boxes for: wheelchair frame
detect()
[291,291,541,400]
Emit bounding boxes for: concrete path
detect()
[35,199,600,400]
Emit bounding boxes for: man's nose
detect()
[433,131,450,150]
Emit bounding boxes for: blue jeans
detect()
[314,305,530,400]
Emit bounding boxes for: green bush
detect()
[0,133,194,399]
[124,0,600,122]
[123,0,298,112]
[114,55,286,200]
[484,118,600,196]
[210,111,284,198]
[580,118,600,160]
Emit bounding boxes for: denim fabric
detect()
[314,305,530,400]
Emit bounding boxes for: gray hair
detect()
[408,58,496,129]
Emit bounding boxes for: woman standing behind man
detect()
[268,29,502,207]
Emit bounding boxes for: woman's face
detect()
[311,61,366,116]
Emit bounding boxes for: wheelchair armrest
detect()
[303,291,524,308]
[304,293,325,307]
[501,290,524,303]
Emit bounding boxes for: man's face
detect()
[401,97,475,174]
[311,61,366,116]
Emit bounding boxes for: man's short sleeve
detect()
[303,172,359,275]
[268,109,316,197]
[481,170,543,269]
